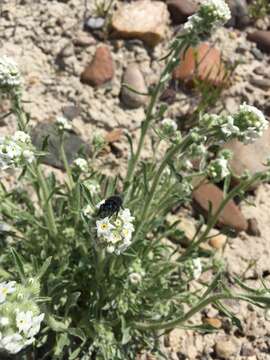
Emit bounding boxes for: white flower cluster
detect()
[56,116,72,131]
[184,0,231,34]
[0,131,35,170]
[234,103,268,144]
[160,118,181,142]
[96,208,135,255]
[200,104,268,144]
[84,179,100,196]
[207,150,232,182]
[0,280,44,354]
[161,118,178,133]
[0,56,21,93]
[128,260,145,285]
[73,157,88,172]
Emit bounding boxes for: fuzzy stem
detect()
[60,134,75,191]
[36,165,58,237]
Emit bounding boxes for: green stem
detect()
[36,165,58,237]
[60,135,75,191]
[124,39,188,193]
[134,134,193,240]
[133,292,263,331]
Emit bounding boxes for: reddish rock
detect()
[193,183,248,232]
[247,31,270,53]
[173,43,226,87]
[80,46,114,86]
[105,129,123,143]
[166,0,197,24]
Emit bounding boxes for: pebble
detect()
[226,0,250,29]
[80,46,114,87]
[73,31,96,47]
[247,218,261,237]
[121,64,148,108]
[193,183,248,232]
[215,339,238,359]
[203,317,222,329]
[173,43,226,87]
[248,31,270,54]
[105,129,123,143]
[250,76,270,90]
[166,0,197,24]
[209,233,227,249]
[85,16,105,31]
[111,0,169,47]
[166,214,196,246]
[159,87,176,104]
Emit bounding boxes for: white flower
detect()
[16,311,33,334]
[107,232,122,244]
[107,245,115,253]
[0,317,9,326]
[56,116,72,131]
[84,180,100,195]
[13,131,31,144]
[96,217,115,236]
[74,158,88,172]
[83,204,93,218]
[0,281,16,303]
[192,258,202,280]
[184,0,231,33]
[221,116,240,137]
[208,157,230,181]
[161,118,178,132]
[5,142,21,159]
[234,103,268,144]
[27,313,44,338]
[119,209,135,223]
[129,272,142,285]
[0,56,21,90]
[23,149,35,163]
[1,333,24,354]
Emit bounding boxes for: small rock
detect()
[226,0,250,29]
[166,0,197,24]
[121,64,148,108]
[85,16,105,31]
[80,46,114,87]
[160,87,176,104]
[209,233,227,249]
[105,129,123,143]
[62,105,80,120]
[31,123,90,169]
[167,214,196,245]
[203,317,222,329]
[247,218,261,237]
[253,66,266,76]
[173,43,226,87]
[241,343,256,357]
[73,32,96,47]
[215,339,238,359]
[193,183,248,232]
[111,0,169,47]
[250,76,270,90]
[251,47,264,60]
[223,127,270,189]
[247,31,270,53]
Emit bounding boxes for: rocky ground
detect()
[1,0,270,359]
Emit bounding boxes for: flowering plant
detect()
[1,1,270,359]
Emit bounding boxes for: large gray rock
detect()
[31,123,90,169]
[121,64,148,109]
[166,0,197,24]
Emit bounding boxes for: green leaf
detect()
[68,328,86,341]
[37,257,52,280]
[65,292,81,317]
[47,315,68,332]
[54,333,70,356]
[10,248,25,282]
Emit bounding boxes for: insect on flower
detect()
[97,195,123,219]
